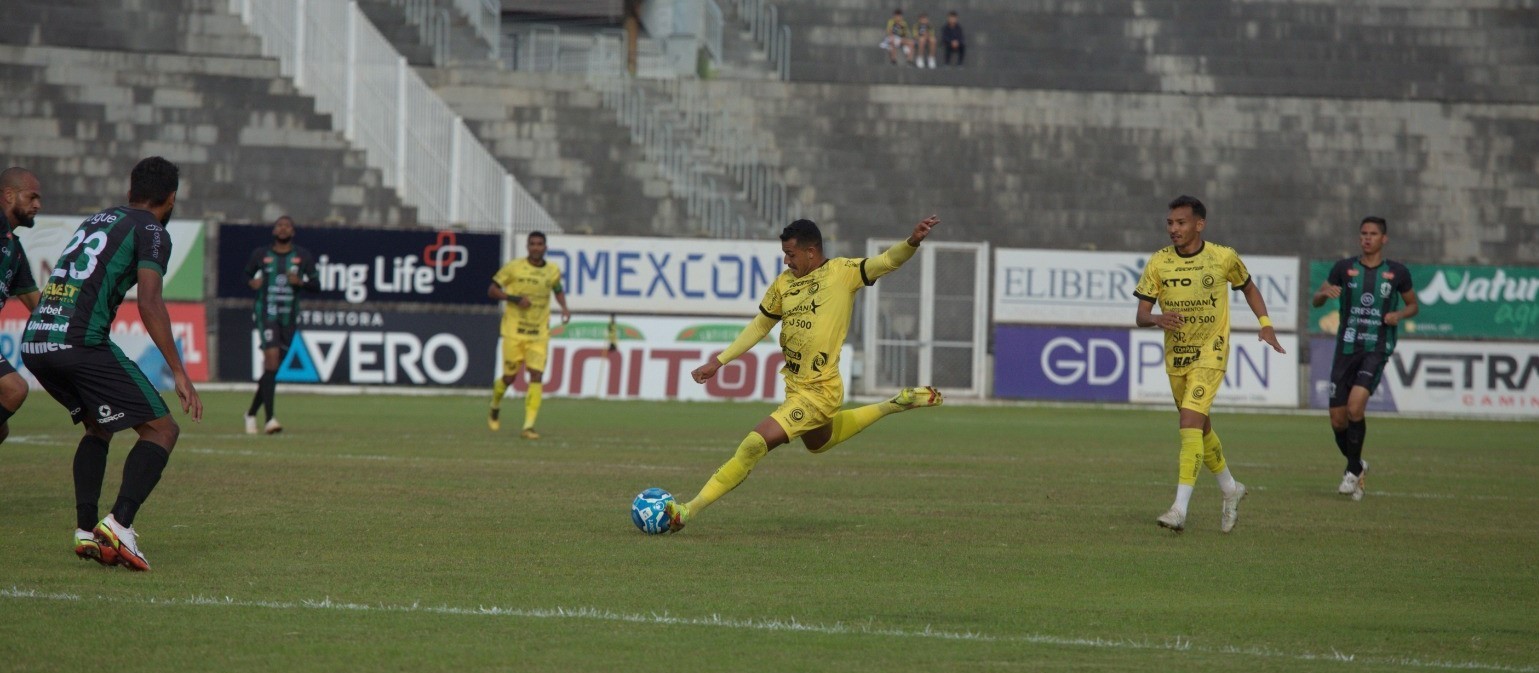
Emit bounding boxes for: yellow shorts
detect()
[1168,367,1225,416]
[770,378,844,440]
[501,335,549,377]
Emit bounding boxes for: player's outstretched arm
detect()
[137,268,203,421]
[693,313,776,383]
[1240,282,1286,354]
[865,215,940,282]
[1311,280,1341,308]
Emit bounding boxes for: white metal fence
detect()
[725,0,791,80]
[229,0,557,239]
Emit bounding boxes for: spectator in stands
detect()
[942,11,966,66]
[914,14,937,68]
[882,8,914,66]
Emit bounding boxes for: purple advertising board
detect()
[995,326,1131,401]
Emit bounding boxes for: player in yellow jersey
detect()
[1133,196,1285,534]
[664,216,945,532]
[487,231,569,439]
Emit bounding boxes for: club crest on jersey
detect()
[1380,282,1393,297]
[1201,274,1215,288]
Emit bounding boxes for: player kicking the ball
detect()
[665,215,945,532]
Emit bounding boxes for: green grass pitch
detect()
[1,391,1535,672]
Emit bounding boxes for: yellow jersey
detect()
[758,241,918,386]
[493,258,563,339]
[1133,241,1251,374]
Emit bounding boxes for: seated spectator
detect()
[881,8,914,66]
[913,14,937,68]
[942,10,965,66]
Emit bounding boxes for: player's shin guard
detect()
[1345,419,1366,475]
[808,404,886,454]
[73,435,110,531]
[1177,428,1203,486]
[686,432,769,514]
[491,377,508,409]
[1203,431,1238,495]
[110,441,169,527]
[523,382,542,430]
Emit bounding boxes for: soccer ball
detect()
[631,487,675,535]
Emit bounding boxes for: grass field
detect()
[1,390,1536,672]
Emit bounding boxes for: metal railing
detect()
[231,0,558,238]
[588,41,801,238]
[452,0,500,58]
[392,0,451,65]
[725,0,791,80]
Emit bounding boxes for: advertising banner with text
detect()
[216,225,501,305]
[217,308,499,386]
[995,325,1298,407]
[21,215,205,300]
[994,249,1300,331]
[1307,261,1539,340]
[544,236,785,316]
[1308,337,1539,418]
[501,314,852,402]
[1,301,209,389]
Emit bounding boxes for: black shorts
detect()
[257,320,297,352]
[21,342,171,432]
[1328,349,1387,407]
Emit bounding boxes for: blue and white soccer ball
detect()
[631,487,675,534]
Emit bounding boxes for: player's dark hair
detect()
[780,219,823,250]
[274,215,295,226]
[129,156,179,207]
[1361,216,1387,234]
[1167,195,1206,220]
[528,230,547,243]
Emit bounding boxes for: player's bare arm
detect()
[137,268,203,421]
[1386,288,1419,326]
[691,359,722,383]
[1136,299,1183,331]
[488,282,532,308]
[694,313,777,384]
[16,290,38,312]
[1240,281,1286,354]
[556,291,571,324]
[1311,280,1342,307]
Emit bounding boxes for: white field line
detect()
[2,586,1533,672]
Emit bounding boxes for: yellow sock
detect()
[1178,428,1202,486]
[808,403,888,454]
[491,378,507,408]
[523,382,542,430]
[1202,430,1227,474]
[685,432,769,515]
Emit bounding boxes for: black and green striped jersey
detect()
[24,207,172,347]
[245,245,319,327]
[1327,256,1414,356]
[0,213,38,311]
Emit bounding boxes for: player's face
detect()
[2,175,41,228]
[1359,222,1386,256]
[527,235,547,262]
[782,238,817,278]
[1166,206,1204,252]
[272,218,295,243]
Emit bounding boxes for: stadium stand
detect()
[0,0,415,224]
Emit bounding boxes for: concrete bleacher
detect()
[682,78,1539,264]
[777,0,1539,104]
[425,68,687,237]
[0,0,414,225]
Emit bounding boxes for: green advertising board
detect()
[1307,260,1539,340]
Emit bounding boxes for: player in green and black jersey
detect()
[242,215,319,435]
[1311,216,1418,501]
[21,156,203,571]
[0,167,42,445]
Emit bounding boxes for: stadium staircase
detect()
[0,0,416,225]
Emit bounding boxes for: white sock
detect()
[1214,468,1237,495]
[1174,484,1195,516]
